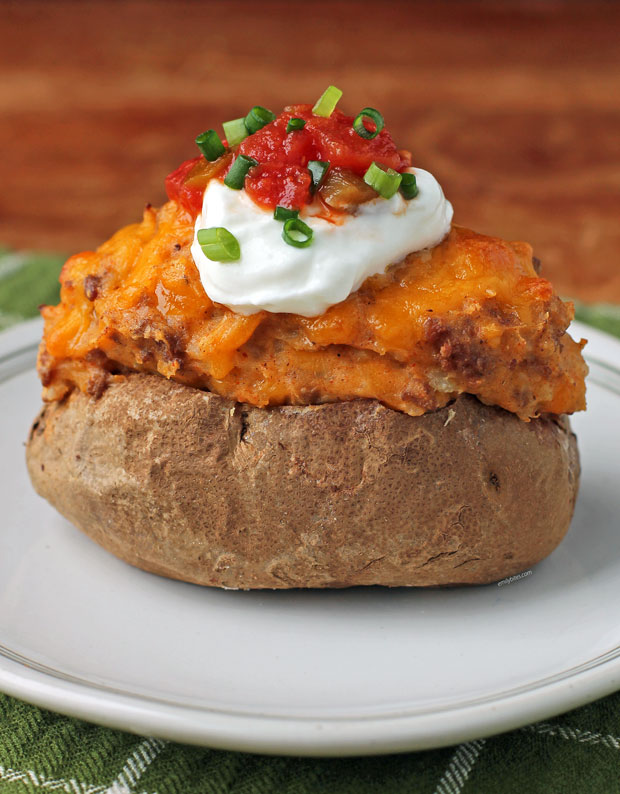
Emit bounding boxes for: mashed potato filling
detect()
[39,200,587,421]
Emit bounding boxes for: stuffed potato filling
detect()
[39,200,586,420]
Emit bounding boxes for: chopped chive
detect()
[222,117,248,147]
[308,160,330,193]
[197,227,241,262]
[399,172,418,200]
[286,117,306,133]
[353,107,385,140]
[244,105,276,134]
[195,129,226,161]
[363,161,402,199]
[312,85,343,117]
[224,155,259,190]
[273,206,300,221]
[282,218,313,248]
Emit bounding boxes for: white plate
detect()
[1,318,620,757]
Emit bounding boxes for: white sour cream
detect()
[190,168,453,317]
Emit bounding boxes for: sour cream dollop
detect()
[191,168,453,317]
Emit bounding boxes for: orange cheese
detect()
[39,200,587,420]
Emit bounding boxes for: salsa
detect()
[165,103,410,216]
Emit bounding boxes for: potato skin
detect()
[26,374,580,589]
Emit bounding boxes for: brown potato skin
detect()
[26,374,580,589]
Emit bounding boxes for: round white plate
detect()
[1,318,619,757]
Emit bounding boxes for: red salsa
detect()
[165,103,410,216]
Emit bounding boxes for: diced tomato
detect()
[244,163,313,210]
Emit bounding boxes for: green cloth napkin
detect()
[2,250,620,794]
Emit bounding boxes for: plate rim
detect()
[1,316,620,756]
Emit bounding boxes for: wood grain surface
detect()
[1,0,618,301]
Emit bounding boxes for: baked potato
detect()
[27,373,579,589]
[27,92,587,588]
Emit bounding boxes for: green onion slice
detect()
[197,227,241,262]
[312,85,343,117]
[224,155,259,190]
[195,129,226,161]
[273,206,300,221]
[286,117,306,134]
[282,218,313,248]
[222,118,249,147]
[308,160,330,193]
[244,105,276,134]
[399,172,418,200]
[363,161,402,199]
[353,107,385,140]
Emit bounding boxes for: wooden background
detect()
[1,0,618,302]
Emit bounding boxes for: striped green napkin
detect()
[1,249,620,794]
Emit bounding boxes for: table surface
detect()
[0,0,618,302]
